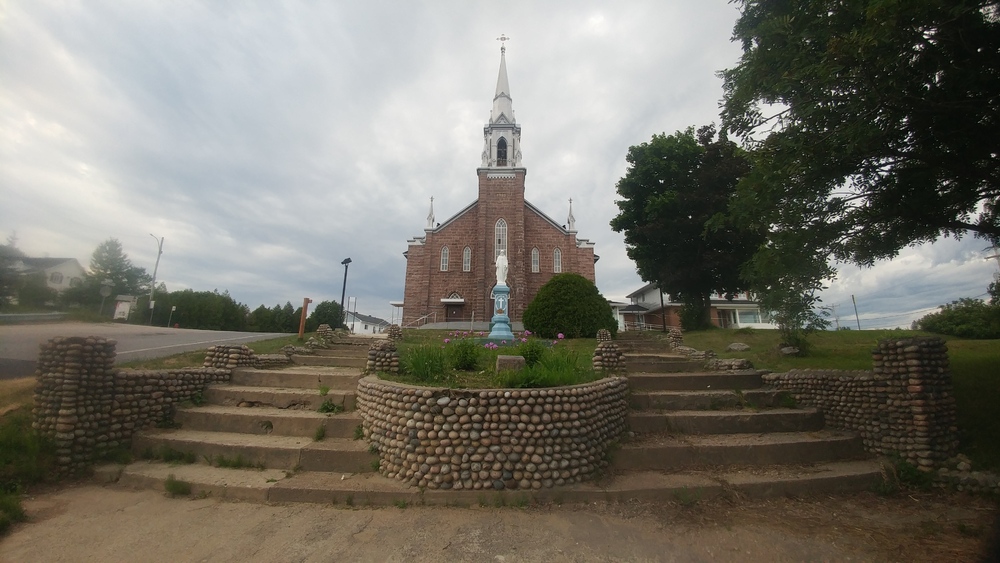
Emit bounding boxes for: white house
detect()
[345,311,390,334]
[620,283,776,330]
[13,257,86,293]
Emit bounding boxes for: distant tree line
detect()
[1,236,344,333]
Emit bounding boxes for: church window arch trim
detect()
[553,248,562,273]
[440,246,449,271]
[463,246,472,272]
[495,219,507,260]
[531,248,539,273]
[497,137,508,166]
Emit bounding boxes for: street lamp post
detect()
[339,257,351,329]
[148,234,164,325]
[167,305,177,328]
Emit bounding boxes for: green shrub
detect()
[522,273,618,339]
[916,298,1000,339]
[447,337,481,371]
[401,345,447,382]
[516,339,547,367]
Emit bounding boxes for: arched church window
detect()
[497,137,508,166]
[495,219,507,260]
[440,246,449,271]
[463,246,472,272]
[553,248,562,273]
[531,248,539,273]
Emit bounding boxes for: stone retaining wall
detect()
[762,337,958,470]
[357,376,628,491]
[33,336,231,474]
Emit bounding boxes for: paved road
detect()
[0,322,286,379]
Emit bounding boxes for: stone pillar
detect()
[33,336,117,474]
[872,337,958,469]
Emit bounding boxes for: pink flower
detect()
[444,338,451,344]
[521,338,527,343]
[557,333,565,339]
[524,330,532,336]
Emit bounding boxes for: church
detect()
[399,43,598,327]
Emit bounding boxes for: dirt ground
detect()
[1,484,997,562]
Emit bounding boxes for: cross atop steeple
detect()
[497,34,509,54]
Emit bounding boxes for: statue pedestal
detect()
[487,284,515,342]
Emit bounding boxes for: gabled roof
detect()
[18,257,80,270]
[625,283,658,299]
[348,312,389,326]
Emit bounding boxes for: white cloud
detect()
[1,0,990,326]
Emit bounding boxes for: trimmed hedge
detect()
[523,273,617,339]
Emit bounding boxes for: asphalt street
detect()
[0,322,286,379]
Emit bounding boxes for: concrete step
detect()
[230,367,361,390]
[629,388,790,411]
[203,385,357,412]
[627,372,764,392]
[625,355,705,373]
[175,405,361,439]
[613,430,867,471]
[291,354,367,368]
[627,408,824,435]
[104,459,885,506]
[131,429,374,472]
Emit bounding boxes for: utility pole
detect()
[340,258,352,329]
[851,294,861,330]
[148,234,164,325]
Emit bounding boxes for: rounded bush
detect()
[522,273,618,339]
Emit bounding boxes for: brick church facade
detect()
[400,44,597,326]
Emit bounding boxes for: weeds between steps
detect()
[203,454,265,470]
[318,400,343,414]
[164,474,192,496]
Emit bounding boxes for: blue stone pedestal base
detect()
[487,284,515,343]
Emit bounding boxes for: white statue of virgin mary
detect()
[495,250,509,286]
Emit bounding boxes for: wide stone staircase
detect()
[107,334,885,505]
[605,332,883,501]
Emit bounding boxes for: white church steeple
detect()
[481,35,523,169]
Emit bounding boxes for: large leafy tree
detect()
[64,238,152,307]
[721,0,1000,267]
[308,300,345,331]
[0,240,26,309]
[610,126,762,329]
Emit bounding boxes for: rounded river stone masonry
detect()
[762,337,958,471]
[385,324,403,341]
[365,340,400,374]
[34,336,232,474]
[592,341,626,373]
[357,376,629,491]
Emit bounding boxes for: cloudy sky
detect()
[2,1,996,329]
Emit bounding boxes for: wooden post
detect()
[298,297,313,340]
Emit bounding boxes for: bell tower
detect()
[480,36,522,170]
